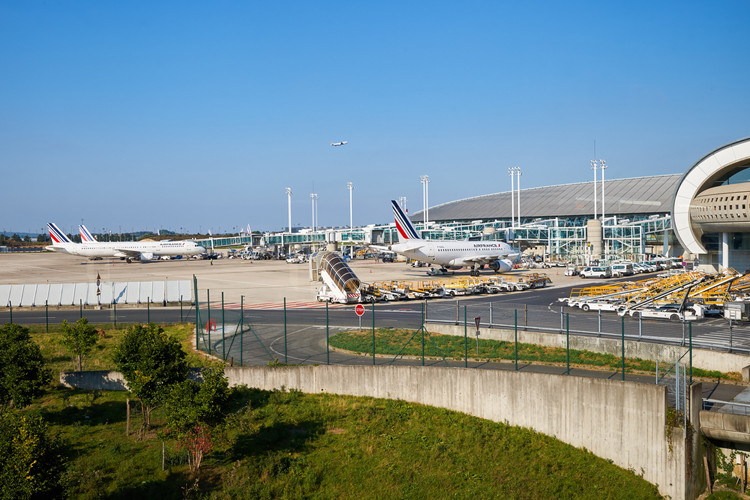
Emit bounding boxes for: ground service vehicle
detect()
[579,266,612,279]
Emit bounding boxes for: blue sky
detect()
[1,1,748,236]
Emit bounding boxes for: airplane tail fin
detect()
[79,224,97,242]
[48,223,72,243]
[391,200,422,241]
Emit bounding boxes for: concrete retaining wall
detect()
[428,323,750,375]
[59,368,204,391]
[225,365,693,500]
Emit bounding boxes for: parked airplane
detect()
[330,141,348,146]
[79,224,97,242]
[373,201,518,276]
[48,223,205,262]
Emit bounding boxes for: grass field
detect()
[9,322,669,498]
[328,327,741,381]
[24,384,664,499]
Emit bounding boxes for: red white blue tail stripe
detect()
[79,225,97,242]
[391,200,421,241]
[48,223,72,243]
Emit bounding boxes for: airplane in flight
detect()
[48,223,205,263]
[373,201,518,276]
[330,141,348,146]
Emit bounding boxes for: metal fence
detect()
[424,300,750,355]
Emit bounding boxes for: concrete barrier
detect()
[225,365,700,500]
[58,363,704,499]
[428,323,750,376]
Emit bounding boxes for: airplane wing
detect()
[113,248,144,258]
[460,255,507,264]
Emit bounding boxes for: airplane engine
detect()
[489,259,513,273]
[140,252,154,262]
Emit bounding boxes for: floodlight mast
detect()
[515,167,522,227]
[347,182,354,256]
[509,168,515,228]
[599,160,607,221]
[286,188,292,232]
[310,193,318,231]
[420,175,430,228]
[590,160,598,219]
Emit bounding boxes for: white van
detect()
[579,266,612,279]
[611,263,634,277]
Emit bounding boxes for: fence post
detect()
[639,314,642,341]
[730,319,733,353]
[80,299,82,319]
[8,302,11,324]
[566,313,570,375]
[180,295,183,323]
[681,317,685,347]
[207,290,211,356]
[489,302,493,327]
[524,304,527,329]
[464,305,468,368]
[621,316,625,381]
[114,301,117,328]
[240,295,244,367]
[222,292,225,361]
[326,301,329,365]
[45,300,49,333]
[147,298,150,323]
[598,309,601,337]
[284,298,287,364]
[688,321,693,385]
[514,309,518,371]
[372,301,375,365]
[456,300,459,325]
[126,398,130,436]
[421,303,425,366]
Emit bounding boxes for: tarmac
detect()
[0,252,571,308]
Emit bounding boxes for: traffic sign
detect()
[355,304,365,316]
[474,317,481,330]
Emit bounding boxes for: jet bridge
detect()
[310,251,362,303]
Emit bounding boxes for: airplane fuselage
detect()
[48,240,206,260]
[387,241,517,271]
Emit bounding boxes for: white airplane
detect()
[330,141,348,146]
[48,223,205,263]
[373,201,518,276]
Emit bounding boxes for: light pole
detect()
[420,175,430,227]
[509,168,515,227]
[347,182,354,256]
[286,188,292,232]
[399,197,407,212]
[591,160,598,219]
[515,167,522,227]
[599,160,607,221]
[310,193,318,231]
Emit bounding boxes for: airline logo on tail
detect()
[391,200,421,241]
[79,225,97,242]
[48,223,72,243]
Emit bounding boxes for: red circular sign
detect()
[355,304,365,316]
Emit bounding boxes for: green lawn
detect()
[24,385,663,499]
[329,328,740,381]
[26,322,219,378]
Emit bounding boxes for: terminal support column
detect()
[722,232,730,270]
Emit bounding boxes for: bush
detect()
[0,411,66,499]
[0,323,52,411]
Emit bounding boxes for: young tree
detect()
[112,323,189,428]
[164,368,229,473]
[0,324,52,412]
[164,368,230,433]
[59,318,99,372]
[0,411,66,499]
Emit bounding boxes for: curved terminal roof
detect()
[413,174,681,222]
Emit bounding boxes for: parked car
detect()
[579,266,612,279]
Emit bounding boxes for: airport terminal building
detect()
[248,137,750,272]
